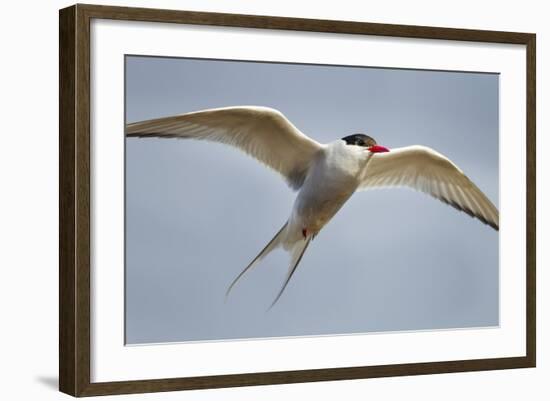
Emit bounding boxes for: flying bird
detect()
[126,106,499,307]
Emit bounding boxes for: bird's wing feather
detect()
[359,145,499,230]
[126,106,322,190]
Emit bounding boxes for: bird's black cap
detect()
[341,134,377,147]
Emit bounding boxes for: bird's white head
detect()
[341,134,390,153]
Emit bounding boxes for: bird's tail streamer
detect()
[268,236,311,309]
[225,222,312,308]
[225,222,288,300]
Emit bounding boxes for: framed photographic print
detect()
[59,4,536,397]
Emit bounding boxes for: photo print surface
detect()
[125,55,499,344]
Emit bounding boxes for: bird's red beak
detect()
[369,145,390,153]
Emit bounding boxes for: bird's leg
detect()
[302,228,307,239]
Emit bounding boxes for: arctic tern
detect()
[126,106,499,307]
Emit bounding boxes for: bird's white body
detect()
[126,105,499,307]
[286,140,369,246]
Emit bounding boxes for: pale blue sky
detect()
[125,55,499,344]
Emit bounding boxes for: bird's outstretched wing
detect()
[126,106,322,190]
[359,145,499,230]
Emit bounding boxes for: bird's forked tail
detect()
[225,222,312,308]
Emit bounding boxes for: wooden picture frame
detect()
[59,3,536,397]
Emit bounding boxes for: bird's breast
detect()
[290,144,364,234]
